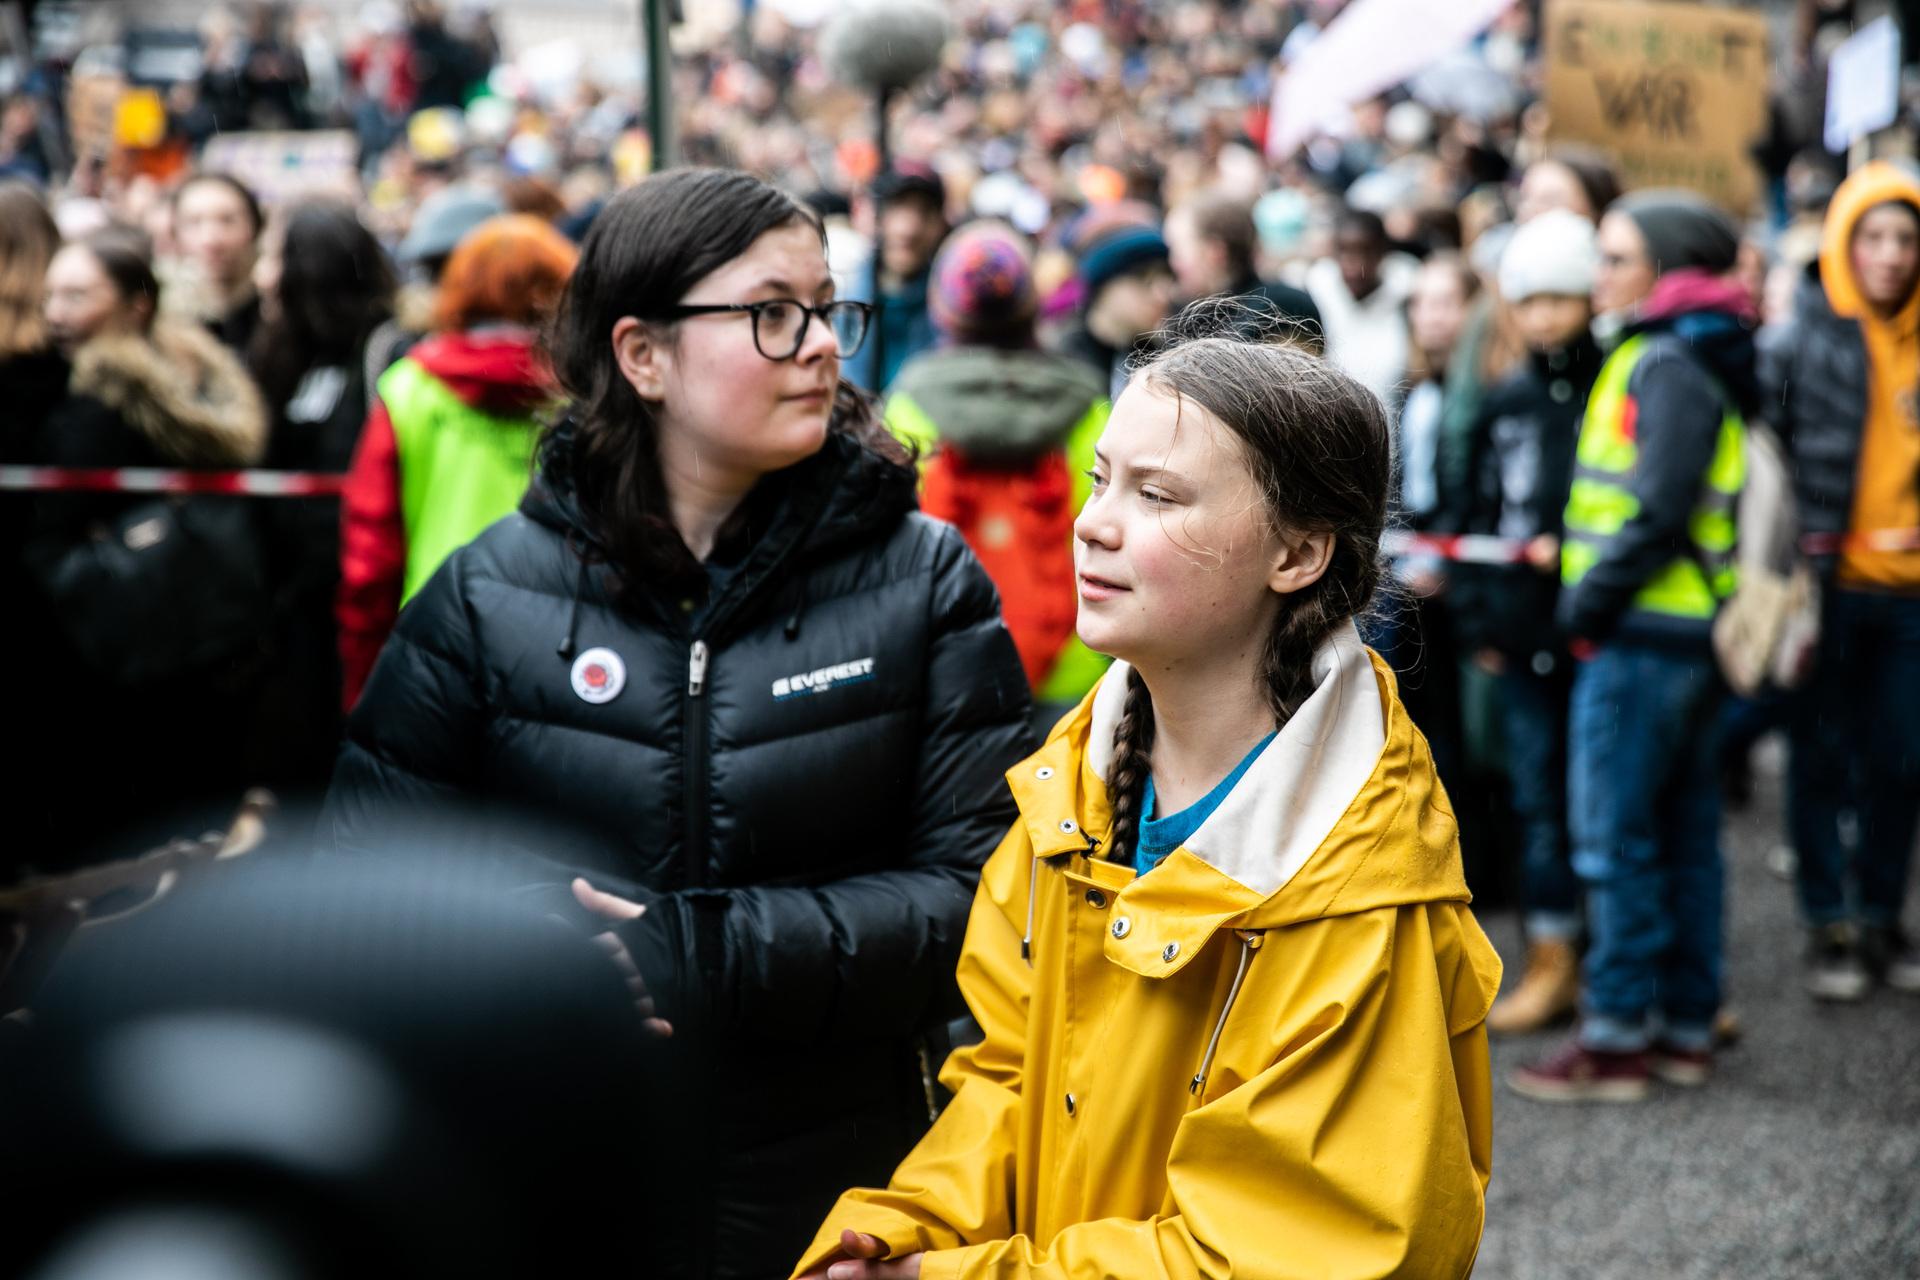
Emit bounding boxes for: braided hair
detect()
[1100,335,1391,869]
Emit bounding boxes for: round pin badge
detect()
[570,647,627,704]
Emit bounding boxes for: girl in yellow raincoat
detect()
[795,335,1503,1280]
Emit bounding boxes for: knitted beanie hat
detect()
[1615,189,1740,277]
[1499,209,1600,301]
[931,223,1037,344]
[1078,225,1171,301]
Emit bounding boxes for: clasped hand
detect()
[571,877,673,1038]
[795,1229,922,1279]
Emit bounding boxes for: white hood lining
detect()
[1086,619,1386,898]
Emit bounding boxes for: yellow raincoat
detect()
[794,623,1501,1280]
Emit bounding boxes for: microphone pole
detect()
[821,0,949,391]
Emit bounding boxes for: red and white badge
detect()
[570,647,627,704]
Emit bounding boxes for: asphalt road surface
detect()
[1473,742,1920,1279]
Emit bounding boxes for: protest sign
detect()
[198,131,360,206]
[1824,16,1901,154]
[64,71,123,164]
[1266,0,1514,159]
[1543,0,1770,213]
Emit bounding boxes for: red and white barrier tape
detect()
[1382,531,1533,565]
[1385,527,1920,563]
[0,466,347,497]
[4,468,1918,555]
[1797,527,1920,555]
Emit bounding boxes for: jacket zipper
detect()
[684,639,710,889]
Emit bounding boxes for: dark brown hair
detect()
[73,227,161,333]
[250,200,396,413]
[1181,191,1260,281]
[172,171,265,240]
[1102,335,1391,868]
[1535,148,1622,221]
[539,167,903,593]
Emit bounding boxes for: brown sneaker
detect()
[1648,1042,1713,1087]
[1508,1038,1651,1103]
[1486,938,1580,1035]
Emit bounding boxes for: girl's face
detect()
[618,220,841,486]
[1513,293,1592,352]
[43,246,142,355]
[1594,211,1658,317]
[1516,161,1592,226]
[1075,381,1302,673]
[175,181,257,290]
[1408,263,1469,361]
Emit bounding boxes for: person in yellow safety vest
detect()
[1512,191,1755,1104]
[886,224,1112,717]
[797,337,1499,1280]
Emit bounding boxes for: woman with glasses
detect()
[322,168,1034,1280]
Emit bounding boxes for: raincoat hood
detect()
[1819,160,1920,332]
[407,326,556,416]
[1013,620,1468,965]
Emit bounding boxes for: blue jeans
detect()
[1788,588,1920,930]
[1501,661,1580,939]
[1568,644,1725,1052]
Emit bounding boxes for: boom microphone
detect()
[821,0,950,93]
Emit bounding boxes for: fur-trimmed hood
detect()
[68,320,268,467]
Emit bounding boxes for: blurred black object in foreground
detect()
[0,848,660,1279]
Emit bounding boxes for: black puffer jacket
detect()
[1759,268,1875,557]
[1453,333,1604,665]
[10,322,270,876]
[324,424,1034,1280]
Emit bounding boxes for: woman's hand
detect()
[572,877,673,1038]
[1525,533,1560,574]
[796,1230,923,1280]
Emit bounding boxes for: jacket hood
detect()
[68,319,268,466]
[1629,269,1762,416]
[890,348,1104,463]
[1008,620,1469,979]
[407,327,557,416]
[1819,160,1920,332]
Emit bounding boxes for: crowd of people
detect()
[3,0,1919,1275]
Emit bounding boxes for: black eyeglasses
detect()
[655,298,872,361]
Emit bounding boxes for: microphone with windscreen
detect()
[820,0,950,94]
[0,847,675,1279]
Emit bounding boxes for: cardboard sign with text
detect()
[1544,0,1770,215]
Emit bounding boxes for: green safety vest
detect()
[886,391,1113,703]
[379,356,544,603]
[1562,334,1745,621]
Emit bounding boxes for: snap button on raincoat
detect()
[795,623,1501,1280]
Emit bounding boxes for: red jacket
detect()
[337,329,552,710]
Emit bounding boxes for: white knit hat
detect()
[1498,209,1600,301]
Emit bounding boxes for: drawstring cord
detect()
[783,577,808,641]
[1021,833,1100,966]
[1022,855,1041,963]
[556,557,590,659]
[1191,930,1264,1096]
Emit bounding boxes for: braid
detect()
[1262,533,1384,723]
[1104,668,1158,867]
